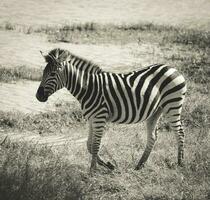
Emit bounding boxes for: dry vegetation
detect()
[0,65,42,82]
[0,22,210,200]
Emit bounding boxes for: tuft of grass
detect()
[185,103,210,129]
[53,23,97,43]
[0,114,17,128]
[0,102,84,134]
[164,29,210,49]
[0,65,42,82]
[117,22,177,32]
[59,23,97,32]
[4,22,15,30]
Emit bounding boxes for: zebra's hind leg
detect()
[167,114,185,166]
[135,107,162,170]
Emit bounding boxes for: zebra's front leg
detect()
[87,119,115,172]
[87,121,97,171]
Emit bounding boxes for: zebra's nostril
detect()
[36,86,48,102]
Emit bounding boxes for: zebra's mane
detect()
[47,48,102,74]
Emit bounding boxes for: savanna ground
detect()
[0,1,210,199]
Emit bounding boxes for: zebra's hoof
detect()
[178,162,185,167]
[135,164,144,170]
[106,162,115,170]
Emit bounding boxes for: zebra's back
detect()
[101,64,186,124]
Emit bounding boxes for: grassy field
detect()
[0,22,210,199]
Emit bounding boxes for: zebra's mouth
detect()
[36,94,48,102]
[36,87,48,102]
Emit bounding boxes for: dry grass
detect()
[0,101,84,135]
[2,21,210,46]
[0,116,209,199]
[0,65,42,82]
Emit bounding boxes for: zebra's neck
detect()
[65,55,103,104]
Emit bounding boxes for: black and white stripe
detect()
[36,48,187,171]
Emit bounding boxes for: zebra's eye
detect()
[57,66,63,71]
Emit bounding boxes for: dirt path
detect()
[0,30,145,69]
[0,80,75,113]
[0,131,86,148]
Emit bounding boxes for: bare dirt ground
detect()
[0,80,74,113]
[0,30,152,69]
[0,131,87,148]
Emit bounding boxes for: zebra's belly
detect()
[106,94,160,124]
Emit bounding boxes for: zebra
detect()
[36,48,187,171]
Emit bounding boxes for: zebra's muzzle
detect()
[36,86,48,102]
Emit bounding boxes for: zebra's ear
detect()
[40,51,48,62]
[57,50,70,62]
[40,51,45,57]
[40,51,58,64]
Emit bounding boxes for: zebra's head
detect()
[36,48,69,102]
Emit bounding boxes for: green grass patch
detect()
[0,66,42,82]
